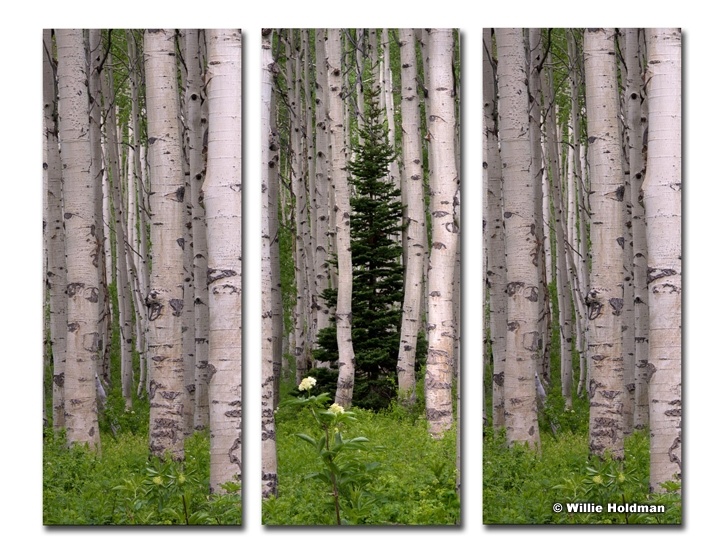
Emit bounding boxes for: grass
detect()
[43,429,241,525]
[262,385,460,525]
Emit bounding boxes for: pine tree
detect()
[314,86,408,410]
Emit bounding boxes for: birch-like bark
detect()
[584,28,625,459]
[327,29,356,408]
[44,30,67,431]
[145,29,187,460]
[396,28,426,405]
[56,29,101,450]
[261,28,278,499]
[425,28,458,438]
[644,28,681,491]
[625,28,650,430]
[101,53,134,410]
[496,28,539,448]
[314,30,332,351]
[184,29,210,431]
[204,28,243,491]
[483,29,506,429]
[541,46,574,409]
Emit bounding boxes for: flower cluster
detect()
[328,403,345,415]
[298,376,317,392]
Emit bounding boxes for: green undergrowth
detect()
[43,430,241,525]
[263,397,459,525]
[483,429,681,524]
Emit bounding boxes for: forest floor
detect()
[262,380,459,525]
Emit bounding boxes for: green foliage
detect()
[483,429,680,524]
[279,382,382,524]
[43,431,241,525]
[264,380,459,525]
[314,86,410,411]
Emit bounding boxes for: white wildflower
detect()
[298,376,317,391]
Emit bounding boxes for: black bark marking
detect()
[177,237,185,250]
[169,298,184,317]
[645,362,657,382]
[588,136,597,144]
[206,363,217,382]
[492,372,504,386]
[207,268,238,285]
[146,292,163,321]
[609,297,624,315]
[506,281,524,297]
[507,321,519,332]
[617,236,625,249]
[665,408,681,417]
[614,185,625,202]
[432,241,446,250]
[66,282,84,298]
[68,322,80,333]
[647,267,677,284]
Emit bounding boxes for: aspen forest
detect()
[261,29,461,525]
[483,28,681,524]
[43,29,243,524]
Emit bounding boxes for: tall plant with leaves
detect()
[315,86,406,411]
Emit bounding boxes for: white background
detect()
[2,2,712,550]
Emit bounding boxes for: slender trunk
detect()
[496,28,540,448]
[327,29,356,408]
[144,29,187,460]
[644,28,682,491]
[204,28,243,492]
[56,29,101,450]
[425,28,459,438]
[584,28,625,459]
[261,28,278,499]
[44,29,67,431]
[396,28,426,405]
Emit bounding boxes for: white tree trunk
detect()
[483,29,507,429]
[425,28,459,438]
[144,29,187,460]
[624,28,650,430]
[56,28,101,450]
[396,28,426,405]
[184,29,210,432]
[496,28,540,448]
[261,28,278,499]
[204,28,243,491]
[584,28,625,459]
[327,29,357,408]
[44,29,67,431]
[644,28,682,491]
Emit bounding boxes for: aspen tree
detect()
[144,29,187,460]
[184,29,210,431]
[624,28,650,430]
[396,28,426,405]
[56,29,101,450]
[496,28,540,448]
[327,29,357,408]
[425,28,459,438]
[644,28,681,491]
[44,29,67,431]
[584,28,625,459]
[261,28,278,498]
[482,29,506,428]
[204,28,243,491]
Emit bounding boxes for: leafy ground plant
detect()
[281,377,381,525]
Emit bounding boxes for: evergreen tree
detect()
[314,86,408,410]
